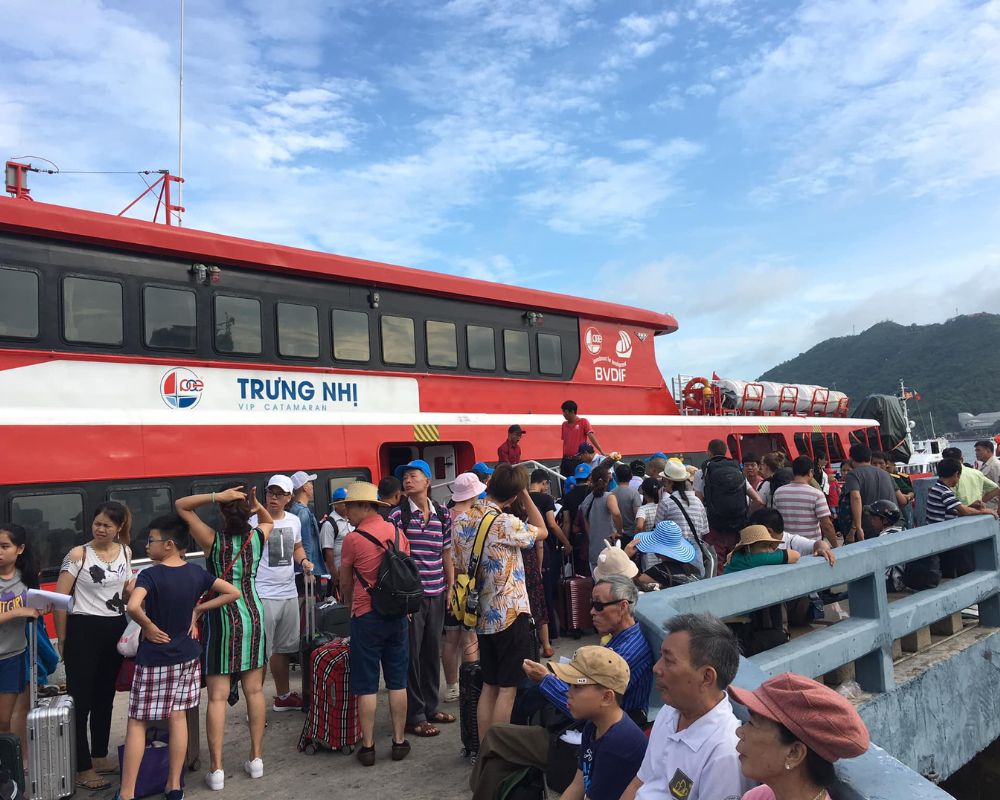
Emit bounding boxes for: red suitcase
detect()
[297,639,360,755]
[559,558,594,639]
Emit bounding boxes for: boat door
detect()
[422,444,457,506]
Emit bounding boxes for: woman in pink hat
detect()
[728,672,870,800]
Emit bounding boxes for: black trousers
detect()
[64,614,127,772]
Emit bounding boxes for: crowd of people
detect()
[1,404,997,800]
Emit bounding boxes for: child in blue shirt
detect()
[117,515,240,800]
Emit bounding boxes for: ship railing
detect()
[430,460,566,497]
[635,515,1000,695]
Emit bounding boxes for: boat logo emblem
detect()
[615,330,633,360]
[160,367,204,409]
[585,327,603,355]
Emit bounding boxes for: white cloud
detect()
[518,139,702,234]
[726,0,1000,200]
[686,82,717,98]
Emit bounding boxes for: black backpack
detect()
[765,467,794,506]
[702,457,749,533]
[352,525,424,618]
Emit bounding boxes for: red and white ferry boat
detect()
[0,164,878,575]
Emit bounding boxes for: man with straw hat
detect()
[471,647,647,800]
[339,482,412,767]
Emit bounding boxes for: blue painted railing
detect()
[635,516,1000,799]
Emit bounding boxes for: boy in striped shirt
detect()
[772,456,837,545]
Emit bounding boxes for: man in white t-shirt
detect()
[252,474,314,712]
[621,613,750,800]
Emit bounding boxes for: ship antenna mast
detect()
[177,0,184,224]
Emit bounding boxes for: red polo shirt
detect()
[561,417,593,457]
[498,440,522,464]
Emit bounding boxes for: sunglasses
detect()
[590,599,625,612]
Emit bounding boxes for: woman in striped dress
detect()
[176,485,273,791]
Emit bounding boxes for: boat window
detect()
[108,486,174,560]
[143,286,196,350]
[189,479,246,535]
[381,315,415,366]
[277,302,319,359]
[63,276,123,345]
[537,332,562,375]
[503,329,530,373]
[467,325,496,371]
[0,267,38,339]
[214,295,262,354]
[9,491,84,575]
[332,309,370,362]
[326,469,373,499]
[426,320,458,368]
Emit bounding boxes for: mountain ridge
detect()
[757,313,1000,437]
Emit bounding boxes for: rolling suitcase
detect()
[300,575,335,711]
[297,639,359,755]
[459,660,482,758]
[27,619,76,800]
[559,558,594,639]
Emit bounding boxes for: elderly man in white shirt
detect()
[620,613,751,800]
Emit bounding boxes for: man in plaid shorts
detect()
[118,515,240,800]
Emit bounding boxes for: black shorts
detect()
[479,614,534,688]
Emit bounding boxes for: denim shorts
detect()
[0,652,27,694]
[349,612,409,696]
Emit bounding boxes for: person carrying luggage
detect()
[339,481,415,767]
[117,514,240,800]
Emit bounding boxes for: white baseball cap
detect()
[291,471,317,490]
[267,474,294,494]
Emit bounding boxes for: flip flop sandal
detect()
[77,777,111,791]
[405,722,440,737]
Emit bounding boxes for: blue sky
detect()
[3,0,999,386]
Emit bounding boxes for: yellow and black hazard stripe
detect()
[757,424,769,433]
[413,424,440,443]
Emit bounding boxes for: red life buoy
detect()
[683,377,711,413]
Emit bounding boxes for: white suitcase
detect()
[27,620,76,800]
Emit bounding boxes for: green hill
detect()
[757,314,1000,438]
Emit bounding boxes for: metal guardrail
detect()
[430,459,567,495]
[636,516,1000,693]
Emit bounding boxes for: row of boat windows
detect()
[0,267,565,375]
[5,469,371,574]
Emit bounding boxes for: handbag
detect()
[117,617,142,657]
[115,657,136,693]
[117,729,183,798]
[669,495,717,578]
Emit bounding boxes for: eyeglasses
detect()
[590,599,625,612]
[147,537,164,545]
[266,489,290,498]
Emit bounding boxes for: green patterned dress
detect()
[201,528,266,674]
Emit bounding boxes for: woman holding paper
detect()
[54,501,133,791]
[0,523,45,747]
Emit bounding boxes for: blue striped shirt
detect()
[539,623,654,715]
[388,500,451,596]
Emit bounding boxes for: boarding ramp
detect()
[635,516,1000,799]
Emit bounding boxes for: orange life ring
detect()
[683,377,711,413]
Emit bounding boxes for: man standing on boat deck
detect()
[497,424,526,465]
[561,400,604,479]
[388,459,456,738]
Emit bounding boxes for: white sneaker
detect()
[244,758,263,779]
[205,770,225,791]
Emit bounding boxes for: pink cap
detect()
[451,472,488,502]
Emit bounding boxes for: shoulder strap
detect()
[220,529,257,581]
[351,525,392,593]
[397,502,411,530]
[669,495,706,546]
[466,511,499,582]
[432,501,449,530]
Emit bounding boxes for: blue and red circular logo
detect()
[160,368,204,409]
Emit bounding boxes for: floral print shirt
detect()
[452,499,538,634]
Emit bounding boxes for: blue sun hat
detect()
[635,520,697,564]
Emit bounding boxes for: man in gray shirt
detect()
[612,463,642,541]
[844,444,897,541]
